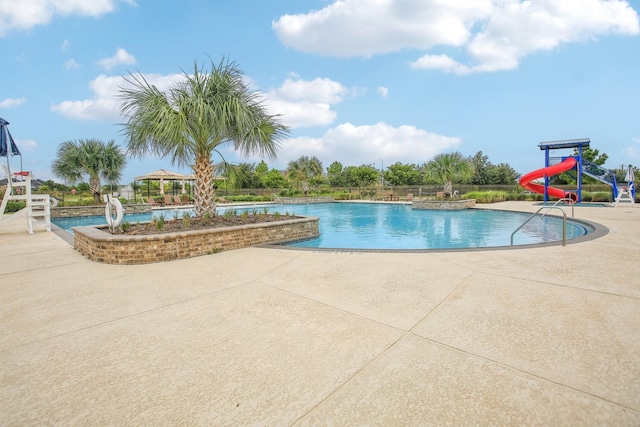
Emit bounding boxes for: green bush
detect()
[225,195,268,202]
[462,191,507,203]
[591,192,611,202]
[3,200,26,212]
[581,192,593,202]
[333,191,357,200]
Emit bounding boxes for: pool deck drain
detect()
[1,201,639,425]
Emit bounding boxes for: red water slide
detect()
[519,157,578,201]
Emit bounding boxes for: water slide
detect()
[519,157,577,201]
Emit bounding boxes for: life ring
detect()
[50,197,59,207]
[105,197,125,228]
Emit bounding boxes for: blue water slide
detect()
[581,159,618,198]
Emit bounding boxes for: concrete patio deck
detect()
[1,201,639,426]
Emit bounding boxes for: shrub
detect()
[333,191,356,200]
[581,192,593,202]
[462,191,507,203]
[223,208,237,219]
[591,192,611,202]
[154,214,165,230]
[2,200,26,212]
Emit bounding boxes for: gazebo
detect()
[135,169,195,199]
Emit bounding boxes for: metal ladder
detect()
[271,193,284,204]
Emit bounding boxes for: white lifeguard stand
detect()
[614,165,636,207]
[0,118,51,234]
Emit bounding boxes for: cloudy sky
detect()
[1,0,639,183]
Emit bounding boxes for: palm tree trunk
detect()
[89,175,102,204]
[443,180,453,198]
[193,155,215,217]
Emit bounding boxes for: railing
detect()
[551,197,575,217]
[271,193,283,204]
[510,206,567,247]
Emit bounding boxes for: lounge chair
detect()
[173,195,183,205]
[146,197,159,206]
[406,193,414,201]
[164,194,173,206]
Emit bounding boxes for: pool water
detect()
[52,203,593,250]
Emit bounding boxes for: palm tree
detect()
[424,152,473,198]
[52,139,126,203]
[119,58,289,216]
[286,155,323,195]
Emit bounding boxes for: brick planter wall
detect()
[52,203,152,218]
[412,199,476,210]
[73,216,319,264]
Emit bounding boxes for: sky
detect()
[1,0,639,185]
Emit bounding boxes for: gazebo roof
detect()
[134,169,195,181]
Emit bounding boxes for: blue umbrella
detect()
[1,117,23,172]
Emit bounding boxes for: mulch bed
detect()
[123,214,294,236]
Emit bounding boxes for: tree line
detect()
[231,151,518,195]
[46,56,632,210]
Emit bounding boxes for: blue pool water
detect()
[52,203,593,250]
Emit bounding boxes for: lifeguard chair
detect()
[0,118,51,234]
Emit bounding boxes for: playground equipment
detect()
[0,118,52,233]
[519,138,635,206]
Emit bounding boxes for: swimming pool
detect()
[52,202,594,250]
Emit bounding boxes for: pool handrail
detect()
[549,197,575,217]
[510,206,567,247]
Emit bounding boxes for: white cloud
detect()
[265,122,461,167]
[273,0,640,73]
[264,76,353,128]
[409,54,471,75]
[377,86,389,99]
[16,139,38,151]
[61,39,70,51]
[64,58,79,69]
[273,0,491,57]
[624,138,640,160]
[0,0,121,37]
[50,73,184,121]
[97,48,136,70]
[0,97,26,108]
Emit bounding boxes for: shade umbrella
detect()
[625,165,636,198]
[0,118,22,173]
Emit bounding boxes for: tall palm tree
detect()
[286,155,323,195]
[424,151,473,198]
[119,58,289,216]
[52,139,126,203]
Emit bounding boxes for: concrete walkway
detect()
[1,202,639,426]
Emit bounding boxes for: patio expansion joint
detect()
[289,323,408,426]
[283,272,480,425]
[0,279,258,354]
[412,335,640,415]
[429,253,640,301]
